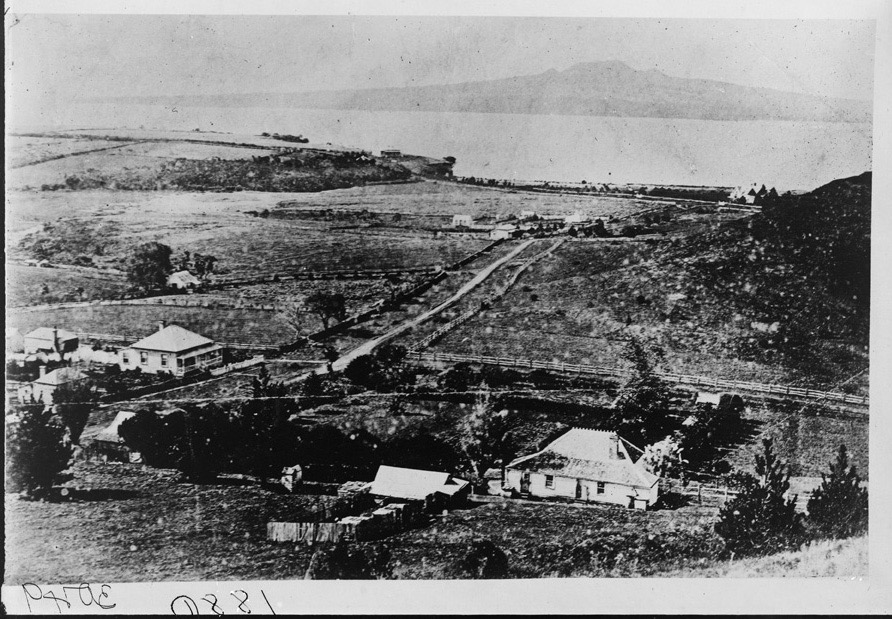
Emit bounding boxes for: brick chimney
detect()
[39,365,47,377]
[52,326,60,354]
[158,320,167,332]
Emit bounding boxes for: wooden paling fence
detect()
[410,351,868,408]
[267,522,348,544]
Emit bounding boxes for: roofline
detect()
[128,341,220,354]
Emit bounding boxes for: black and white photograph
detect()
[4,0,891,614]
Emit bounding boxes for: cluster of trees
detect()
[124,242,218,292]
[18,219,119,265]
[343,344,415,392]
[715,440,868,557]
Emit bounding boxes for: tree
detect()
[304,542,391,579]
[125,241,173,292]
[608,337,673,447]
[715,439,804,556]
[806,445,868,540]
[460,388,512,483]
[307,291,348,330]
[6,403,73,497]
[640,435,686,479]
[453,539,509,579]
[192,253,217,278]
[250,364,289,399]
[52,379,95,444]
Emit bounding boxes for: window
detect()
[160,354,168,367]
[122,353,130,365]
[140,351,148,365]
[597,482,605,495]
[545,475,554,489]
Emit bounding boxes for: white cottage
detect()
[167,270,201,290]
[119,322,223,376]
[504,428,660,510]
[452,214,473,227]
[489,224,518,240]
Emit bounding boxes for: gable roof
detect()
[507,428,659,488]
[130,324,215,353]
[25,327,78,342]
[368,465,469,501]
[168,270,200,285]
[95,411,137,443]
[34,367,86,386]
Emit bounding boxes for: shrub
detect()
[6,403,73,496]
[305,542,391,579]
[453,540,509,579]
[806,445,868,540]
[52,380,96,444]
[715,439,804,556]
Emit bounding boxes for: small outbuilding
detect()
[368,465,470,511]
[489,224,518,240]
[91,411,142,462]
[452,214,473,227]
[18,366,88,405]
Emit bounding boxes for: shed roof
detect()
[34,367,87,386]
[168,270,200,285]
[129,325,215,353]
[25,327,78,342]
[368,465,469,501]
[507,428,659,488]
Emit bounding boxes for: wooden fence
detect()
[267,522,348,544]
[410,351,869,408]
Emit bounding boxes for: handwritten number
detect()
[260,590,275,615]
[203,594,224,615]
[96,584,117,610]
[171,595,200,615]
[22,584,42,613]
[231,590,251,614]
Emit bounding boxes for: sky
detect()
[5,14,876,112]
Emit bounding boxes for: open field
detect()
[6,264,130,307]
[6,135,140,169]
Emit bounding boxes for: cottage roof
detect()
[368,465,469,501]
[95,411,137,444]
[507,428,658,488]
[696,392,722,406]
[168,270,200,285]
[25,327,78,342]
[130,324,215,353]
[34,367,86,386]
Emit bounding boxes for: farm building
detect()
[452,214,473,227]
[118,321,223,376]
[564,210,589,225]
[91,411,142,462]
[18,366,88,405]
[380,149,402,157]
[368,465,470,511]
[520,210,538,220]
[504,428,660,510]
[167,270,201,290]
[23,327,79,356]
[489,224,519,240]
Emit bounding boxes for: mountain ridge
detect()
[104,60,871,123]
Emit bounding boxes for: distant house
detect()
[118,322,223,376]
[18,366,88,405]
[23,327,79,356]
[489,224,518,240]
[520,210,538,220]
[167,270,201,290]
[564,210,589,225]
[380,149,402,158]
[368,465,470,511]
[730,183,772,205]
[452,214,473,227]
[504,428,660,510]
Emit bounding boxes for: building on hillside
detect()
[489,223,519,240]
[729,183,773,205]
[367,465,470,511]
[91,411,142,462]
[564,210,589,225]
[18,366,88,405]
[380,149,402,158]
[504,427,660,510]
[452,214,474,227]
[23,327,79,356]
[118,321,223,376]
[167,270,201,290]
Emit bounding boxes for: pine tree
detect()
[460,387,511,483]
[609,337,672,446]
[807,445,868,540]
[715,438,804,556]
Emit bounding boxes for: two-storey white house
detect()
[118,322,223,376]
